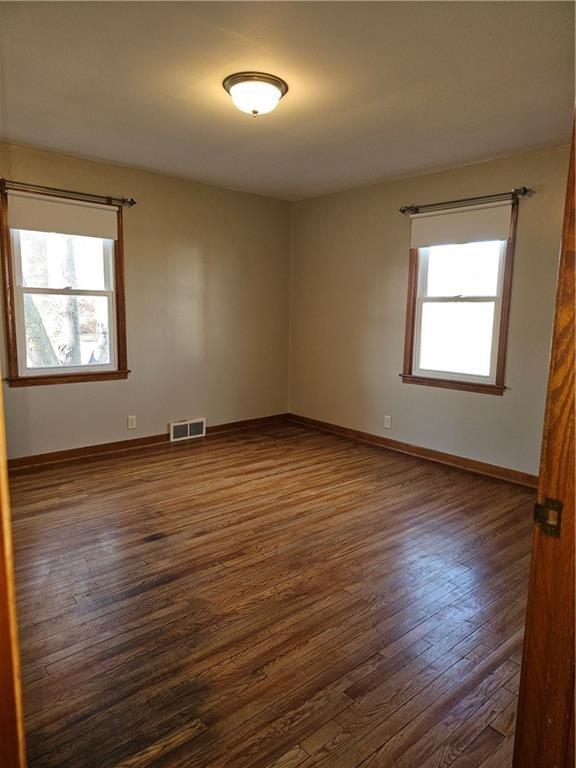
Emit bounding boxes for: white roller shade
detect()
[410,201,512,248]
[7,191,118,240]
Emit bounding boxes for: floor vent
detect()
[169,418,206,442]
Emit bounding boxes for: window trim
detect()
[401,198,518,396]
[0,191,130,387]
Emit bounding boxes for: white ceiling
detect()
[0,2,573,200]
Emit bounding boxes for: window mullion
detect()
[19,286,113,298]
[420,296,497,303]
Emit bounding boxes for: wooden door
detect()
[513,129,575,767]
[0,376,25,765]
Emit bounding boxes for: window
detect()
[402,200,517,395]
[1,187,129,386]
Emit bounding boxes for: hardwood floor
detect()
[9,423,534,768]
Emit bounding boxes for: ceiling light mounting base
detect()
[223,71,289,116]
[223,71,288,96]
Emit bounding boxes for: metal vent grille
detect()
[188,420,205,438]
[169,418,206,442]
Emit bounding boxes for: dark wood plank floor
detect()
[9,423,534,768]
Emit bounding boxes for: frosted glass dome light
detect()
[230,81,281,115]
[223,72,288,116]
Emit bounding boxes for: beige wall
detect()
[0,143,568,470]
[289,146,570,475]
[0,143,291,458]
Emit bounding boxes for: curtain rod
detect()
[0,178,137,208]
[399,186,532,216]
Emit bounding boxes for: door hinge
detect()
[534,497,563,537]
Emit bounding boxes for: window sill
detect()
[400,373,505,396]
[6,370,131,387]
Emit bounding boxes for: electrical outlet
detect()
[127,415,137,430]
[384,415,392,429]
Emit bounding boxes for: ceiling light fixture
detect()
[222,71,288,116]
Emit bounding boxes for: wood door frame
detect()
[0,375,26,767]
[513,127,575,767]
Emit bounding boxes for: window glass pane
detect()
[418,301,495,376]
[17,230,111,290]
[23,293,111,369]
[425,241,501,297]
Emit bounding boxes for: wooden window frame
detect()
[0,191,129,387]
[401,199,518,396]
